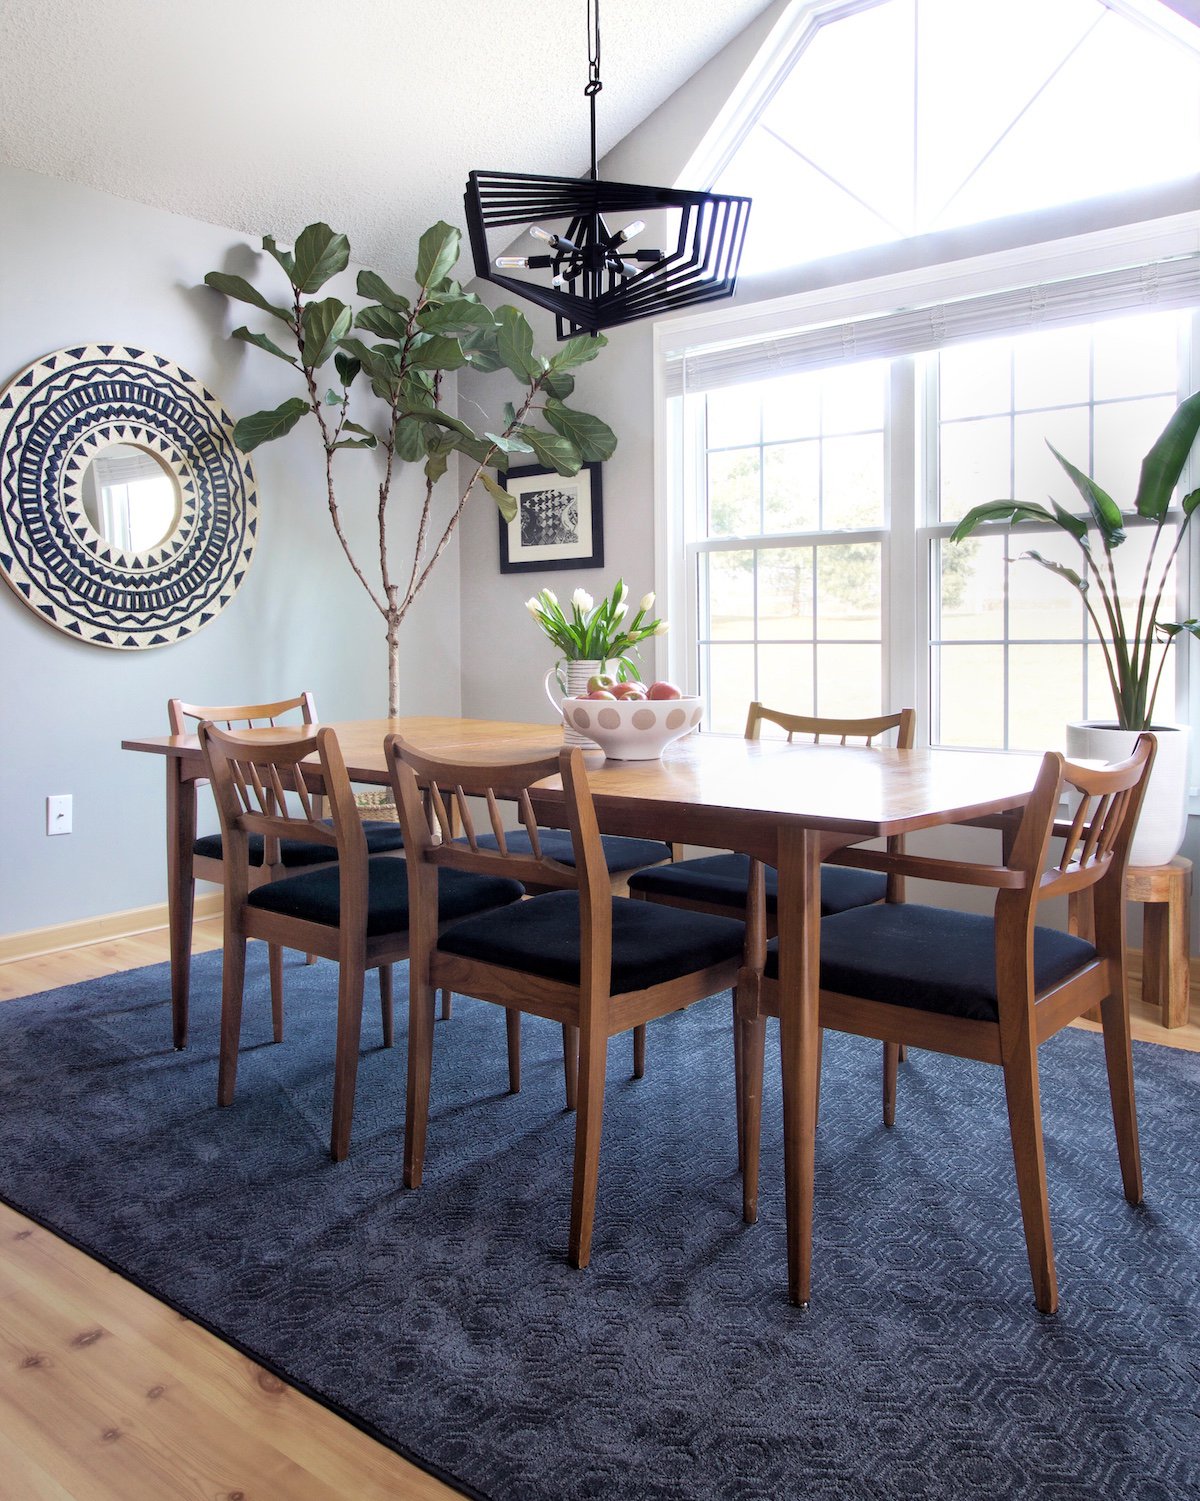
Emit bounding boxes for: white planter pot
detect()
[1065,721,1191,867]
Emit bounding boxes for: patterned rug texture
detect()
[1,948,1197,1500]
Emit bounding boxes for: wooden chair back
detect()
[745,702,916,748]
[199,723,366,907]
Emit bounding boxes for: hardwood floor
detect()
[0,924,1195,1499]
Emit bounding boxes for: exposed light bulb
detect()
[494,256,530,269]
[529,225,554,242]
[614,220,646,245]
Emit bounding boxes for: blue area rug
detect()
[1,948,1198,1499]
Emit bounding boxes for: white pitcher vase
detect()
[545,658,609,749]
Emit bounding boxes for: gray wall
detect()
[0,167,463,936]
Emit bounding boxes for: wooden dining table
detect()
[122,715,1043,1306]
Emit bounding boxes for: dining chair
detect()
[628,704,917,1126]
[735,735,1156,1313]
[386,735,748,1268]
[199,722,525,1161]
[170,694,405,1043]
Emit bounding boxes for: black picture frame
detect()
[497,461,604,574]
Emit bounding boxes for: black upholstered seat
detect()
[437,888,745,993]
[248,856,523,936]
[464,828,670,875]
[628,851,886,917]
[763,904,1097,1023]
[194,819,404,869]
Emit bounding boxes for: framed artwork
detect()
[497,462,604,574]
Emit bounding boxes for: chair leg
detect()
[632,1024,646,1079]
[217,933,247,1107]
[898,1043,908,1063]
[305,952,317,966]
[329,959,366,1163]
[440,989,452,1021]
[568,1021,609,1269]
[1001,1041,1058,1315]
[403,977,437,1189]
[268,943,284,1043]
[1099,986,1144,1206]
[740,1014,767,1225]
[732,994,744,1173]
[882,1042,900,1128]
[562,1024,578,1111]
[506,1009,522,1093]
[379,964,394,1049]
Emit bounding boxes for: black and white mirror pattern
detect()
[0,345,258,649]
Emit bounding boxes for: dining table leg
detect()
[165,755,197,1050]
[775,823,823,1307]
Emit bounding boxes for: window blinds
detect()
[664,253,1200,398]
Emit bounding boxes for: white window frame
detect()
[653,216,1200,801]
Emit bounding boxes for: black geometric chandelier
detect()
[464,0,751,341]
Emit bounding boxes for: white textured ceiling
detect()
[0,0,775,277]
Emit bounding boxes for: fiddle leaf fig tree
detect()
[204,221,616,714]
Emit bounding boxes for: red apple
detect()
[610,682,643,699]
[585,688,617,700]
[647,680,683,700]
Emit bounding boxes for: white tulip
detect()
[616,581,629,605]
[613,603,628,621]
[543,589,558,606]
[524,597,541,616]
[640,592,655,612]
[652,619,669,636]
[572,588,593,613]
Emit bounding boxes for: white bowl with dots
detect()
[560,695,703,760]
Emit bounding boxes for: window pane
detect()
[1013,325,1091,412]
[708,449,760,536]
[1093,313,1179,401]
[1014,405,1089,509]
[1008,645,1083,751]
[703,550,754,640]
[706,386,760,449]
[758,547,814,640]
[1007,532,1087,642]
[822,433,884,528]
[937,645,1005,747]
[939,339,1011,421]
[762,373,821,442]
[821,362,887,436]
[939,415,1011,522]
[758,643,815,719]
[1094,396,1178,506]
[934,534,1005,643]
[703,644,757,733]
[816,542,882,640]
[815,643,882,719]
[764,442,820,532]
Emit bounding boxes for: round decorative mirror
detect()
[0,345,258,649]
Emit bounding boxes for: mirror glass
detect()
[81,443,181,553]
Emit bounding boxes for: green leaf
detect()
[540,368,576,401]
[337,337,400,386]
[1134,390,1200,519]
[262,235,295,277]
[414,408,476,440]
[949,500,1058,543]
[543,400,617,462]
[461,328,505,372]
[342,420,377,446]
[356,269,410,312]
[300,298,352,369]
[1049,500,1088,542]
[323,388,341,405]
[355,303,409,341]
[231,326,297,366]
[521,428,583,475]
[409,334,468,371]
[482,470,517,523]
[332,437,377,449]
[334,352,361,388]
[1155,618,1200,640]
[425,451,450,485]
[394,416,426,462]
[233,397,309,452]
[1048,442,1125,547]
[546,332,607,373]
[1020,550,1087,593]
[292,222,350,293]
[417,299,495,336]
[415,222,461,292]
[1182,486,1200,516]
[204,271,292,323]
[495,306,541,383]
[485,431,535,454]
